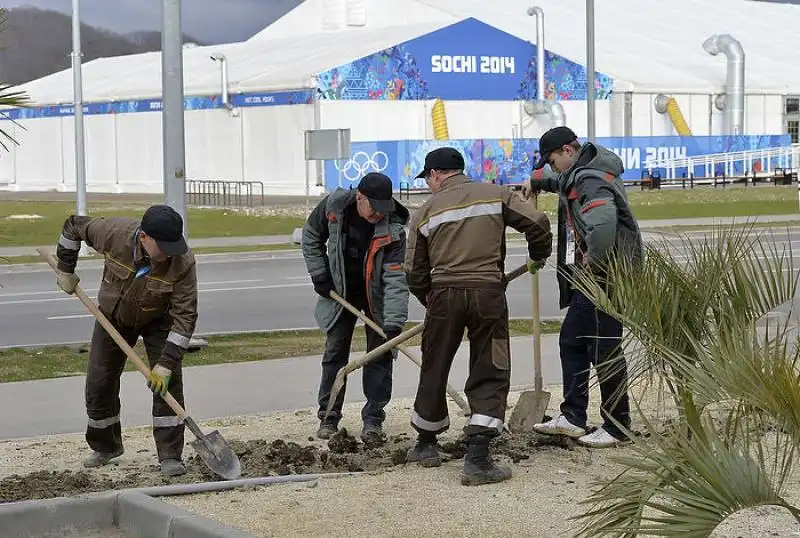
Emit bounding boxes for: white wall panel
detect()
[85,115,118,191]
[321,100,424,141]
[115,113,163,193]
[242,105,314,195]
[0,123,18,188]
[185,109,243,181]
[13,118,64,191]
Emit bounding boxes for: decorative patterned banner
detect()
[316,17,614,102]
[323,134,793,189]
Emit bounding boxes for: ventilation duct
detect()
[524,6,565,127]
[702,34,745,135]
[210,53,233,111]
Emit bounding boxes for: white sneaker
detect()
[578,427,629,448]
[532,414,586,438]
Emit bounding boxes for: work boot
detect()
[160,459,187,477]
[361,422,386,448]
[82,449,124,468]
[406,434,442,468]
[461,434,512,486]
[317,419,339,440]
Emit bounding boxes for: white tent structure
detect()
[1,0,799,194]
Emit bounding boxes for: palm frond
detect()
[0,8,32,151]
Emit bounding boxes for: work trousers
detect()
[317,292,394,426]
[85,319,185,462]
[559,290,631,439]
[412,285,511,438]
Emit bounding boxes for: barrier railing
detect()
[641,144,800,183]
[187,179,265,208]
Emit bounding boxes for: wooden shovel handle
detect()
[37,248,187,420]
[530,197,543,393]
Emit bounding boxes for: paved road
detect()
[1,228,799,349]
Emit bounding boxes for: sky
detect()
[1,0,304,44]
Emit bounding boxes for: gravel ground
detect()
[2,386,800,537]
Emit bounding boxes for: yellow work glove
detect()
[56,270,80,294]
[527,258,546,275]
[147,365,172,397]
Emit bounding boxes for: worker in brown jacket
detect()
[404,147,553,486]
[53,204,198,477]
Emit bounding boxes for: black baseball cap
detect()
[357,172,396,214]
[141,204,188,256]
[534,126,579,170]
[415,147,465,178]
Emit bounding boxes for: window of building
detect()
[788,119,799,144]
[786,97,800,115]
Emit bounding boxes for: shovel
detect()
[329,291,471,416]
[38,248,242,481]
[508,198,552,432]
[326,263,529,419]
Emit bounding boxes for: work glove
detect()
[527,258,546,275]
[147,364,172,398]
[311,273,335,298]
[384,326,403,342]
[520,176,543,201]
[56,270,80,295]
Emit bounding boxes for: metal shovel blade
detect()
[189,428,241,481]
[508,389,551,433]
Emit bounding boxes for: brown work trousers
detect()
[85,318,185,462]
[411,285,511,438]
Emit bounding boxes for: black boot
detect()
[317,419,339,440]
[461,434,512,486]
[406,433,442,468]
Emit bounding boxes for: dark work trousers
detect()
[559,290,631,439]
[317,292,394,426]
[85,318,186,462]
[411,285,511,438]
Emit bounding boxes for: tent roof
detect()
[15,0,800,106]
[15,21,443,105]
[252,0,800,94]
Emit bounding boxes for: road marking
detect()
[47,314,93,320]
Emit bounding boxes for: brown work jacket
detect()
[56,216,198,369]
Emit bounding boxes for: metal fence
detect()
[187,179,265,208]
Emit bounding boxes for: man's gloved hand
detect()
[147,364,172,398]
[527,258,546,275]
[384,326,402,342]
[56,270,80,295]
[311,273,335,298]
[520,177,543,201]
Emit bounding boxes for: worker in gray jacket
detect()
[301,173,410,444]
[521,126,643,448]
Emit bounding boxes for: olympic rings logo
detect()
[334,151,389,181]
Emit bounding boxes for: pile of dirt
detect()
[0,429,579,504]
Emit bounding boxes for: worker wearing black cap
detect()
[404,147,553,486]
[521,125,643,449]
[301,172,411,445]
[54,204,198,476]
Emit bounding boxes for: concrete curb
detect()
[0,490,257,538]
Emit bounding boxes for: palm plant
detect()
[567,222,800,537]
[0,7,32,151]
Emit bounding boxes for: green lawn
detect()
[0,200,305,247]
[532,186,799,221]
[0,319,561,383]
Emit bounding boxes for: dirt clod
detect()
[0,430,584,504]
[328,428,359,454]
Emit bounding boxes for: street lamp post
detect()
[161,0,188,235]
[71,0,87,223]
[586,0,596,141]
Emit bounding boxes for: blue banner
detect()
[0,90,314,121]
[316,17,614,101]
[322,135,793,191]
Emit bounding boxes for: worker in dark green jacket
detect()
[301,173,410,445]
[521,126,643,449]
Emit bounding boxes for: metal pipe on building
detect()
[526,6,566,127]
[586,0,596,141]
[210,53,233,110]
[702,34,745,136]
